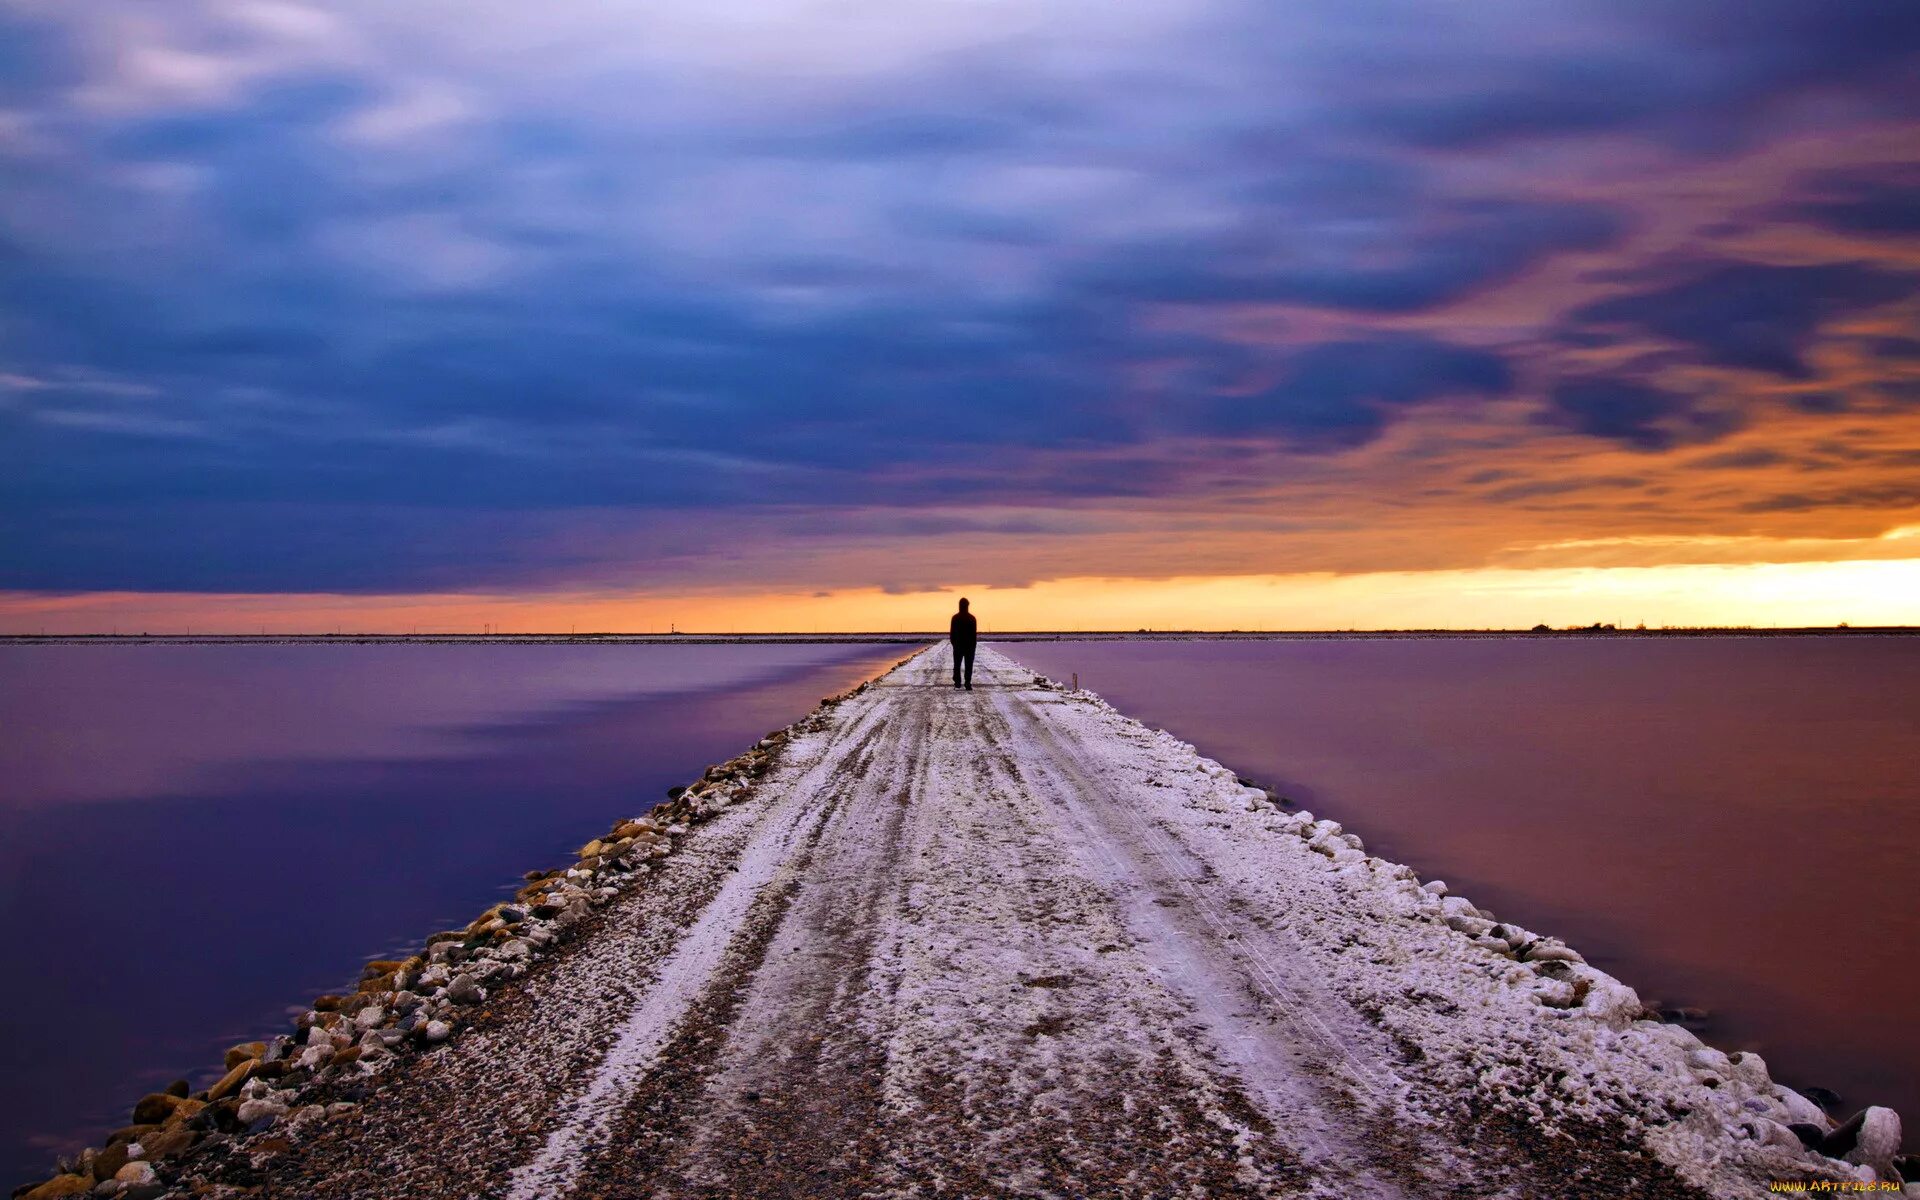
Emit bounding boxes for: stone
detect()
[111,1163,157,1187]
[1825,1107,1902,1178]
[1523,941,1585,965]
[235,1098,287,1126]
[446,973,484,1005]
[138,1126,196,1160]
[20,1176,93,1199]
[424,1020,451,1043]
[312,994,345,1012]
[1778,1088,1830,1127]
[1727,1050,1772,1089]
[224,1041,267,1070]
[353,1005,386,1030]
[130,1093,183,1125]
[206,1059,257,1101]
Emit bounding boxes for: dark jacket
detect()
[949,611,977,648]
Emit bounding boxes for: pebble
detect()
[446,974,485,1005]
[424,1020,452,1043]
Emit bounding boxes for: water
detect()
[0,641,905,1186]
[1005,636,1920,1129]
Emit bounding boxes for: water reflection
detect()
[0,643,904,1185]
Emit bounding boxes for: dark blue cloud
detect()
[2,1,1918,595]
[1082,199,1622,313]
[1540,378,1742,451]
[1568,260,1919,378]
[1191,337,1513,450]
[1780,165,1920,236]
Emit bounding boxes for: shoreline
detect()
[12,646,1909,1199]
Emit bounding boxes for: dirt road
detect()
[241,647,1843,1199]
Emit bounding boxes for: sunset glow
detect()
[2,2,1917,629]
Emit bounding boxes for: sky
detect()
[2,0,1918,631]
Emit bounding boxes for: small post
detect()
[1071,671,1079,691]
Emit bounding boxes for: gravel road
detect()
[239,646,1849,1199]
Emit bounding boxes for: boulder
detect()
[224,1042,267,1070]
[207,1058,258,1101]
[1777,1088,1830,1128]
[112,1162,158,1186]
[235,1098,287,1126]
[1825,1107,1902,1178]
[138,1126,197,1160]
[446,974,484,1005]
[423,1019,452,1043]
[130,1093,183,1125]
[20,1175,93,1199]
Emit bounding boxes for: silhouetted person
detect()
[950,598,977,690]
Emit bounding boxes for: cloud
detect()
[1540,377,1741,451]
[1190,337,1513,450]
[1568,260,1919,378]
[1780,164,1920,236]
[1,1,1919,597]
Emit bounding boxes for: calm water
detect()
[0,642,904,1186]
[1007,637,1920,1131]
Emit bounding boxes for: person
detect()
[949,598,977,690]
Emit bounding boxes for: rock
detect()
[446,972,484,1005]
[1825,1107,1902,1177]
[111,1163,156,1187]
[1422,880,1449,897]
[130,1094,183,1125]
[137,1126,196,1159]
[1788,1122,1827,1150]
[1778,1088,1830,1127]
[224,1041,267,1070]
[296,1044,333,1070]
[578,839,606,859]
[1686,1046,1733,1075]
[1802,1086,1845,1113]
[498,906,526,924]
[312,994,344,1012]
[423,1019,452,1043]
[353,1005,386,1030]
[1727,1050,1772,1089]
[90,1141,132,1181]
[235,1098,287,1126]
[1523,941,1584,965]
[20,1175,93,1199]
[206,1059,257,1101]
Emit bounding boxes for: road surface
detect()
[237,646,1841,1199]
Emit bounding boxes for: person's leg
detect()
[952,645,962,688]
[963,646,975,689]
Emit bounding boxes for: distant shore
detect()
[5,627,1917,646]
